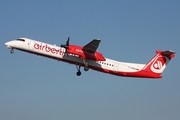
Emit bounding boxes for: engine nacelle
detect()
[68,45,105,61]
[82,51,105,61]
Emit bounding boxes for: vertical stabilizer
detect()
[142,50,175,77]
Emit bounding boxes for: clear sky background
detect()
[0,0,180,120]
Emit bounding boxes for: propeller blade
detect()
[66,37,70,46]
[61,37,70,48]
[60,37,70,56]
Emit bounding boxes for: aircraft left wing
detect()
[82,39,101,53]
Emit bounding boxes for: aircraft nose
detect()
[5,42,9,46]
[5,41,14,48]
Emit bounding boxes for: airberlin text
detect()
[34,43,65,56]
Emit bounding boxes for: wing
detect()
[82,39,101,53]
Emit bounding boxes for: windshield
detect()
[16,38,25,42]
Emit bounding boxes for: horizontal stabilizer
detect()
[156,50,175,58]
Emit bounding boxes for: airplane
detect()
[5,37,175,78]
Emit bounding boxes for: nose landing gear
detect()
[10,49,14,54]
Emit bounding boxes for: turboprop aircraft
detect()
[5,37,175,78]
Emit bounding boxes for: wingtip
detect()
[93,38,101,41]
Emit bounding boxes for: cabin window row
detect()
[99,61,114,67]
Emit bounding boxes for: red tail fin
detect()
[142,50,175,77]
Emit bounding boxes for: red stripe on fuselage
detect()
[15,48,161,78]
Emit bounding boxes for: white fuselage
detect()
[5,38,146,77]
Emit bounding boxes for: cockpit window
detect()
[16,38,25,42]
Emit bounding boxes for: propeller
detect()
[61,37,70,55]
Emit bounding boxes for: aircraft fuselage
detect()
[5,38,175,78]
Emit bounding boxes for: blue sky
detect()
[0,0,180,120]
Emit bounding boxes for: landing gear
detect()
[84,66,89,71]
[76,71,81,76]
[82,59,89,71]
[10,49,14,54]
[75,59,89,76]
[76,65,81,76]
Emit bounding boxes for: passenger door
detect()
[113,63,119,72]
[27,40,31,50]
[28,40,35,51]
